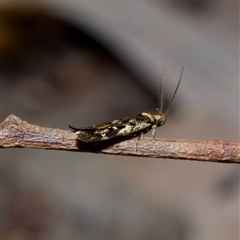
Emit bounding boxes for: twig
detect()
[0,114,239,163]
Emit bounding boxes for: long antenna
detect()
[159,68,166,115]
[163,67,184,116]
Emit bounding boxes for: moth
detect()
[69,67,184,149]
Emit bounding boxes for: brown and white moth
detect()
[69,67,184,148]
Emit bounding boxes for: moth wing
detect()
[72,117,133,142]
[69,116,134,132]
[69,122,113,131]
[70,115,153,143]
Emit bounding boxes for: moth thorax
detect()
[155,114,167,127]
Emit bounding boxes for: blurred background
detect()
[1,0,239,239]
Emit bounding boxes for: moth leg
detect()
[152,124,157,151]
[134,133,143,153]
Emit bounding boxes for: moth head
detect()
[155,113,167,127]
[158,67,184,123]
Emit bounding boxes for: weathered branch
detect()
[0,114,239,163]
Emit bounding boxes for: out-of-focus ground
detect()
[1,1,239,240]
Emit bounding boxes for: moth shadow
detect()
[75,136,133,152]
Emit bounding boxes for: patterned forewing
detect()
[75,114,153,142]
